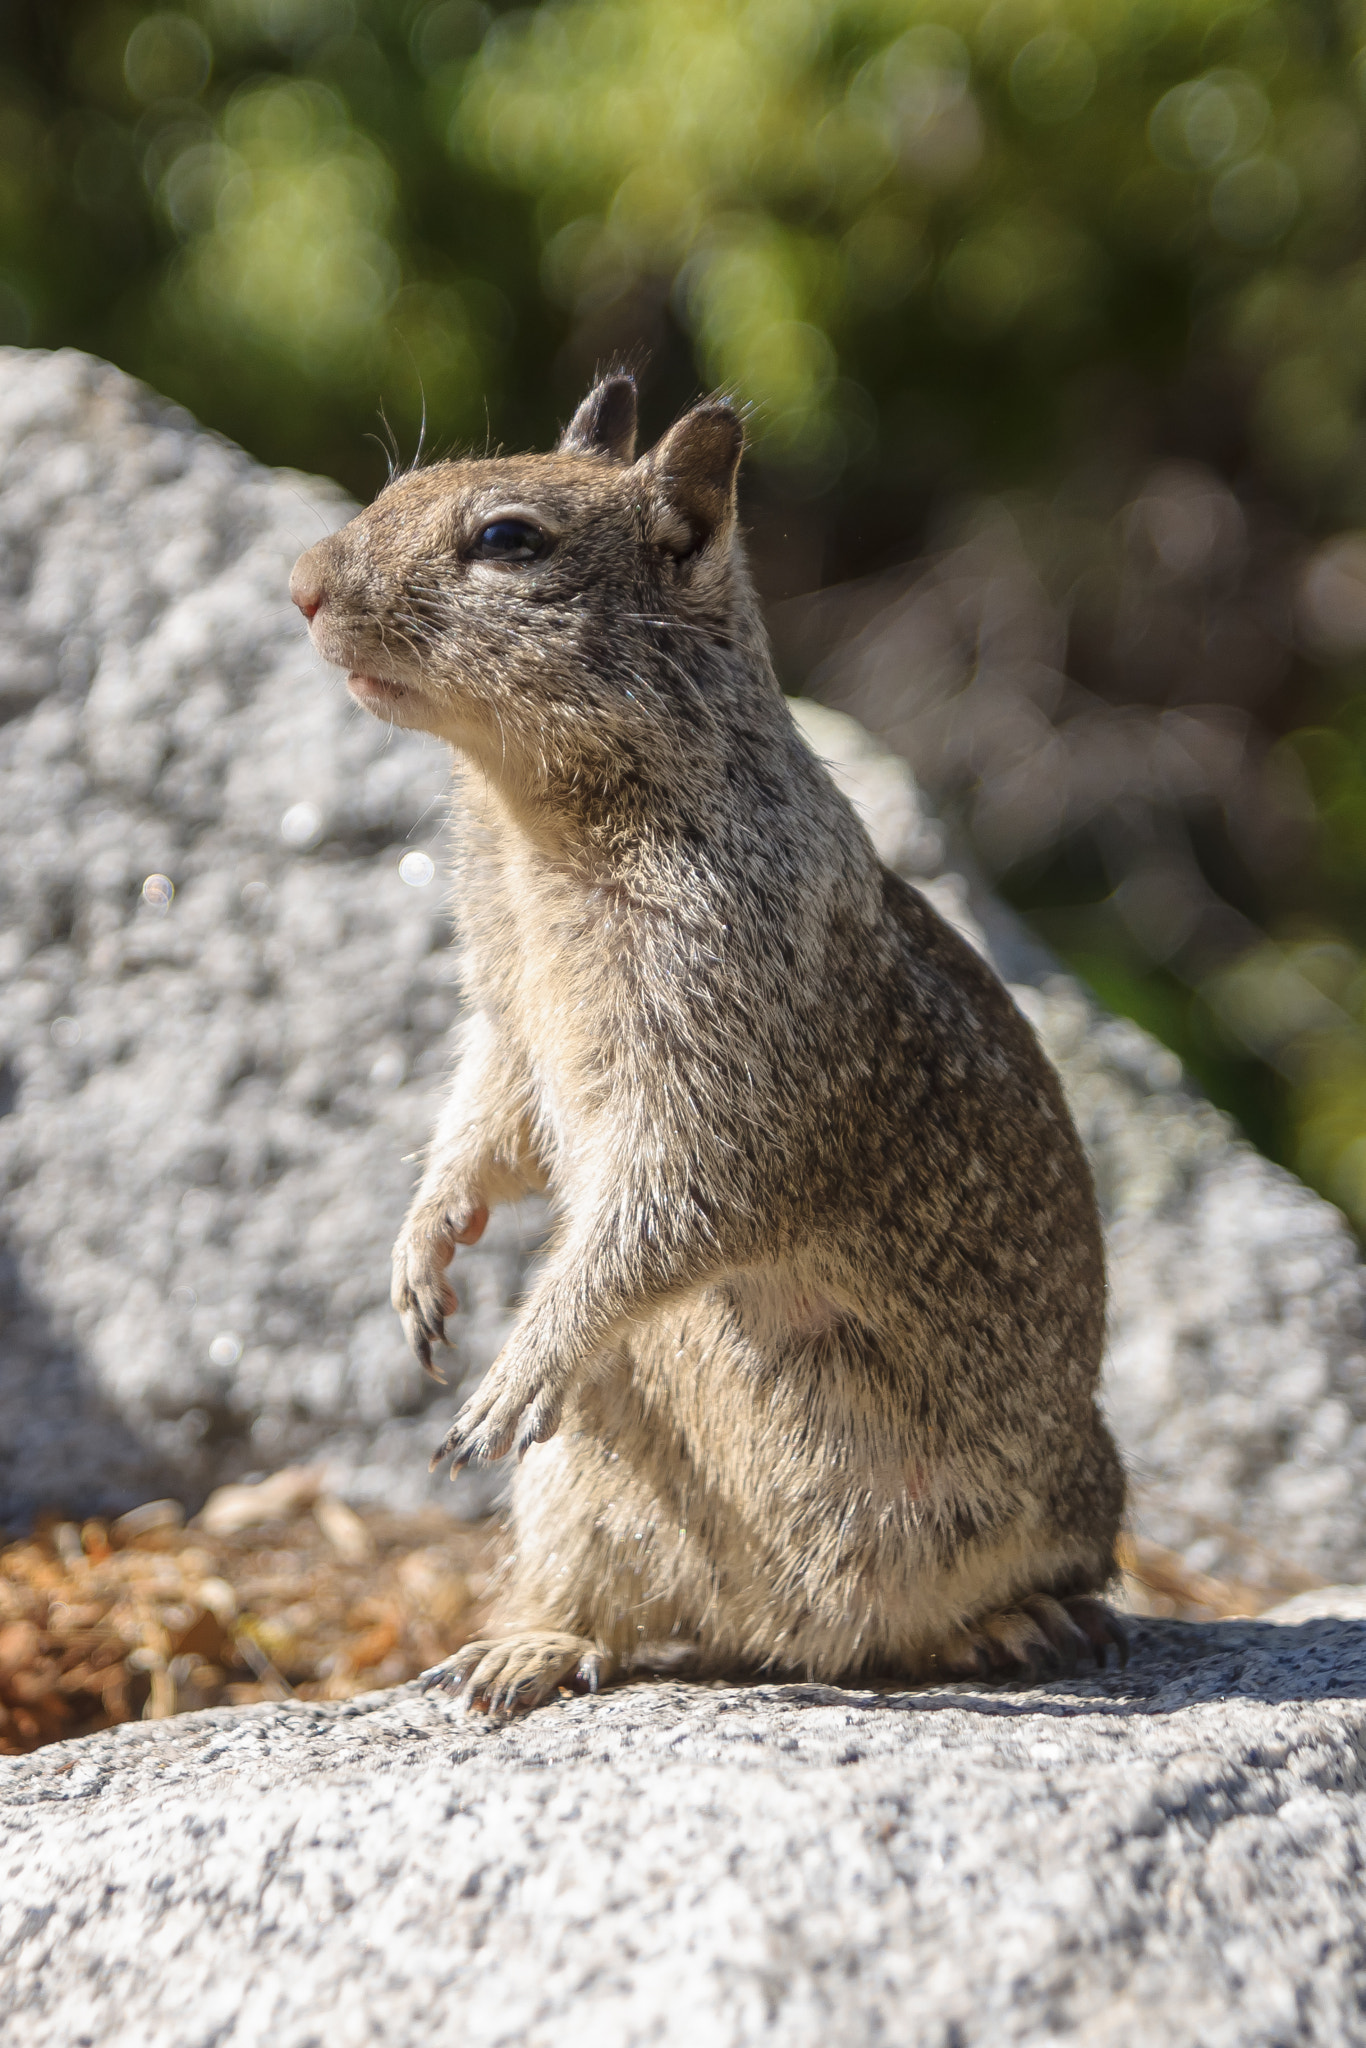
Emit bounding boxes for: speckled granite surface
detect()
[5,1614,1366,2047]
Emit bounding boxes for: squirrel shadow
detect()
[758,1615,1366,1719]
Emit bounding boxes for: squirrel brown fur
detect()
[289,375,1126,1718]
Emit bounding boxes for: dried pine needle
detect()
[0,1480,501,1755]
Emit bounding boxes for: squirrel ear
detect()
[642,401,743,557]
[558,375,638,463]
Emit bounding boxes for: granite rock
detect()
[5,1615,1366,2046]
[0,346,531,1524]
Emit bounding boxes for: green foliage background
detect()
[8,0,1366,1225]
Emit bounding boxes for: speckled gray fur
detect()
[5,1615,1366,2046]
[289,383,1125,1698]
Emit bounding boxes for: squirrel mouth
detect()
[347,672,412,706]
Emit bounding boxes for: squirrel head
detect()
[289,376,762,801]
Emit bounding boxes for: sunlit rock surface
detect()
[3,348,1366,1591]
[5,1616,1366,2047]
[0,347,530,1523]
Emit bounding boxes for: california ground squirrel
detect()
[289,376,1126,1718]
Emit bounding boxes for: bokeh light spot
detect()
[124,14,213,106]
[1010,34,1097,125]
[1210,156,1299,246]
[281,802,323,849]
[398,850,436,887]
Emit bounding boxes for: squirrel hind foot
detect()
[934,1594,1129,1687]
[420,1632,613,1722]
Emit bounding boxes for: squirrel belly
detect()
[291,373,1126,1716]
[496,857,1124,1688]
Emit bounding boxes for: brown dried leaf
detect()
[111,1501,185,1545]
[197,1468,325,1537]
[313,1496,374,1564]
[0,1621,41,1677]
[1,1478,502,1752]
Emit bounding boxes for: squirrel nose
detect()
[289,554,327,621]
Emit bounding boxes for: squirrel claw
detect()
[404,1308,451,1383]
[1062,1595,1129,1670]
[392,1200,481,1374]
[415,1341,448,1386]
[428,1434,470,1475]
[429,1413,508,1474]
[433,1371,562,1473]
[571,1652,606,1694]
[420,1633,613,1722]
[935,1594,1127,1689]
[514,1404,557,1462]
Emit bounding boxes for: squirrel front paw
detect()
[391,1196,488,1381]
[429,1351,569,1471]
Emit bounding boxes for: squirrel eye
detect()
[471,518,546,563]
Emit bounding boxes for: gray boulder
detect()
[2,348,1366,1594]
[0,347,531,1524]
[5,1617,1366,2046]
